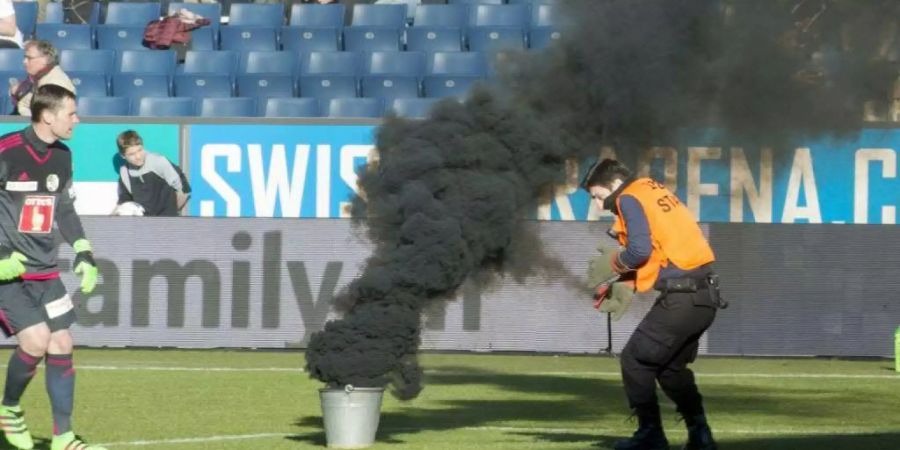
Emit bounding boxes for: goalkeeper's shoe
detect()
[51,432,107,450]
[0,405,33,449]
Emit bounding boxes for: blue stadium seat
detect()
[468,4,529,28]
[60,49,115,74]
[104,2,161,26]
[364,51,425,76]
[35,24,93,50]
[134,97,196,117]
[77,96,130,116]
[112,74,171,98]
[405,27,463,52]
[298,50,359,100]
[235,73,294,99]
[427,52,488,76]
[529,27,562,50]
[532,2,564,28]
[467,27,526,52]
[324,98,383,118]
[182,50,238,75]
[12,1,38,38]
[239,51,298,75]
[229,3,285,27]
[289,4,345,28]
[44,2,64,24]
[413,4,466,28]
[0,49,23,72]
[298,75,357,101]
[117,50,177,74]
[0,71,20,86]
[448,0,503,5]
[350,5,406,28]
[301,51,359,76]
[168,2,222,29]
[423,75,482,99]
[189,27,217,51]
[220,26,278,52]
[281,27,340,53]
[265,97,319,117]
[361,76,419,102]
[95,25,148,50]
[174,74,233,98]
[390,97,440,119]
[69,73,109,97]
[343,27,402,52]
[198,97,257,117]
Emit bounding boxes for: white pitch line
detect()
[99,432,290,447]
[97,425,895,447]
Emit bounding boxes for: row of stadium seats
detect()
[65,96,443,119]
[0,49,492,78]
[27,3,560,29]
[7,71,486,103]
[1,50,493,102]
[34,23,560,53]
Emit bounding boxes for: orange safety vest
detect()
[611,178,715,293]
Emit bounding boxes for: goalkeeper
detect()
[582,159,722,450]
[0,85,103,450]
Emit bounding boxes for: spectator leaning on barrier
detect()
[116,130,191,217]
[0,0,23,49]
[10,40,76,117]
[581,159,725,450]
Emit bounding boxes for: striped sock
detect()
[45,353,75,436]
[2,347,41,407]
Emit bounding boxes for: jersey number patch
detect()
[18,195,55,234]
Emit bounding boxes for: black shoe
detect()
[613,424,669,450]
[682,415,717,450]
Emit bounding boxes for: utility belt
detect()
[656,271,728,309]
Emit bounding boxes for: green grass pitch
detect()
[0,349,897,449]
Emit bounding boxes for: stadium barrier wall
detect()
[18,217,896,358]
[0,118,895,356]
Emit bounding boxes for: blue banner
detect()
[188,124,376,218]
[188,125,900,224]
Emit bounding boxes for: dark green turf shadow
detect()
[290,368,625,446]
[289,364,900,447]
[0,436,49,450]
[515,431,900,450]
[724,432,900,450]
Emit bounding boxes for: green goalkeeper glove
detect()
[72,239,98,294]
[0,247,27,281]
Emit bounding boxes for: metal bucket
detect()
[320,385,385,449]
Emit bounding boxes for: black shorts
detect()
[0,278,75,337]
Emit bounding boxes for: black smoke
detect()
[305,0,899,399]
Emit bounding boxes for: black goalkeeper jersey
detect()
[0,127,86,275]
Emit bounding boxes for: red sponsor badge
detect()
[18,195,55,234]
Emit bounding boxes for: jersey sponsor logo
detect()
[44,294,73,319]
[5,181,38,192]
[46,174,59,192]
[17,195,55,234]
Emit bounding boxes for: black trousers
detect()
[620,287,717,417]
